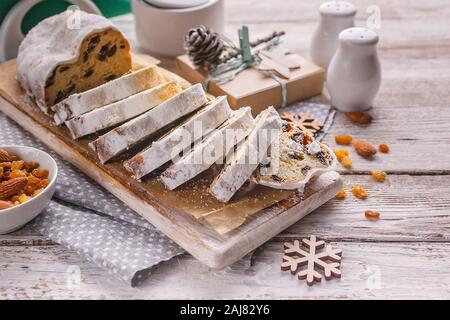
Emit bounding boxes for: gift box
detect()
[176,51,325,114]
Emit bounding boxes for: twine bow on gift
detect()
[184,26,301,108]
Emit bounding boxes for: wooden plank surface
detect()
[1,0,450,299]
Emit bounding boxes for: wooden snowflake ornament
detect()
[281,112,323,137]
[281,235,342,286]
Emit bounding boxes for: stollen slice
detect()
[253,124,337,192]
[160,107,255,190]
[210,106,283,203]
[65,81,182,139]
[90,84,208,163]
[52,66,165,125]
[124,96,233,179]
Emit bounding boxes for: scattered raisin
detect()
[379,144,390,153]
[59,66,70,73]
[104,74,117,82]
[32,169,49,179]
[371,170,387,182]
[301,165,311,175]
[335,188,346,200]
[83,51,89,62]
[271,175,282,182]
[352,186,368,200]
[335,135,353,145]
[23,161,39,171]
[334,149,349,162]
[365,210,380,220]
[98,43,111,61]
[87,35,100,52]
[45,69,56,88]
[345,112,372,124]
[66,83,76,94]
[83,68,94,78]
[341,156,352,169]
[55,91,65,103]
[108,45,117,57]
[315,151,328,165]
[288,151,304,160]
[11,160,24,171]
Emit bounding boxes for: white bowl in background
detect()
[0,146,57,234]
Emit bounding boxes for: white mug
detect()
[132,0,224,57]
[0,0,101,62]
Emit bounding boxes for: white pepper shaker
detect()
[310,1,356,70]
[326,27,381,112]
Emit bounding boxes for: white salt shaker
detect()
[310,1,356,70]
[327,27,381,112]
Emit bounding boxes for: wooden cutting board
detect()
[0,55,342,269]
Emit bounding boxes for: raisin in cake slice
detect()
[17,11,132,113]
[160,107,255,190]
[52,67,165,125]
[65,81,181,139]
[90,84,208,163]
[210,106,283,203]
[124,96,233,179]
[254,124,337,192]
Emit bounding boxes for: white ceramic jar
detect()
[310,1,356,70]
[326,27,381,112]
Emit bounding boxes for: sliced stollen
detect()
[124,96,233,179]
[65,81,182,139]
[90,84,208,163]
[210,106,283,203]
[52,67,165,125]
[17,11,131,113]
[253,124,337,192]
[160,107,255,190]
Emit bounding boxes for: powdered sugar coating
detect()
[16,11,128,112]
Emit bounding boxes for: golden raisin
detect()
[18,193,31,204]
[9,170,27,179]
[334,149,349,162]
[0,167,3,177]
[40,179,49,188]
[23,161,39,172]
[11,160,24,171]
[379,144,390,153]
[335,135,353,145]
[341,156,353,169]
[352,186,368,200]
[335,188,346,200]
[371,171,387,182]
[32,169,49,179]
[33,188,44,196]
[365,210,380,220]
[345,112,372,124]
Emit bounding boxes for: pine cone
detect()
[184,25,224,69]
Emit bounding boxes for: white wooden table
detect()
[1,0,450,299]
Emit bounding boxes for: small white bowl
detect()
[0,146,57,234]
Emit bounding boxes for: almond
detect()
[0,177,27,199]
[345,112,373,124]
[353,139,377,158]
[0,200,13,210]
[0,149,10,162]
